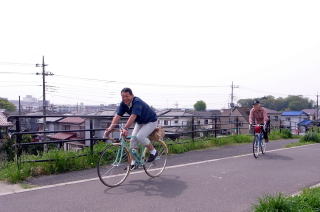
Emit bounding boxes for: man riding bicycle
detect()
[249,100,270,142]
[104,88,158,166]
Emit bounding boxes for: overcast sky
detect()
[0,0,319,109]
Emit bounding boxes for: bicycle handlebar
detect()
[250,124,264,127]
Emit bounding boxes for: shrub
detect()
[300,132,320,143]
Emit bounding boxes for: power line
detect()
[0,62,35,66]
[0,71,35,75]
[0,85,41,87]
[54,74,229,88]
[0,80,39,84]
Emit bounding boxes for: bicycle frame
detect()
[98,124,168,187]
[110,134,147,168]
[252,124,264,140]
[254,131,263,147]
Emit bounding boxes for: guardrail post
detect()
[236,117,239,135]
[89,119,94,156]
[15,117,22,167]
[191,116,195,142]
[214,117,217,138]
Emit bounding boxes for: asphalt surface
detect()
[1,139,320,212]
[25,138,299,186]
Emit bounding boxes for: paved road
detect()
[1,140,319,212]
[25,138,300,186]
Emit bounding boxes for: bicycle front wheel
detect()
[97,144,130,187]
[261,139,266,154]
[253,135,260,159]
[143,140,168,177]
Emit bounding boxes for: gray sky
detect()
[0,0,319,109]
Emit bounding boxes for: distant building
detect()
[302,109,319,121]
[47,117,86,151]
[281,111,309,133]
[0,110,13,140]
[220,107,250,135]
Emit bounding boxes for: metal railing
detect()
[4,114,278,164]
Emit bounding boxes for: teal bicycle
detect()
[97,125,168,187]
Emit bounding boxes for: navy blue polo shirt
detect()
[116,97,157,124]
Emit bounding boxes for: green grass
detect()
[0,130,298,184]
[300,132,320,143]
[0,142,107,183]
[285,131,320,148]
[286,141,316,148]
[167,134,252,154]
[253,187,320,212]
[269,129,299,140]
[19,183,37,189]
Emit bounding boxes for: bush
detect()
[0,162,32,184]
[300,132,320,143]
[269,129,293,140]
[168,135,252,154]
[253,187,320,212]
[0,137,15,161]
[0,142,108,183]
[254,194,294,212]
[280,129,293,139]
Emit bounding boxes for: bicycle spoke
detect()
[144,141,168,177]
[97,146,130,187]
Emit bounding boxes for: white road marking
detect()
[0,143,318,197]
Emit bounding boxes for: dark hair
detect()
[252,100,260,105]
[121,88,133,95]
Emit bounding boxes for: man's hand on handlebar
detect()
[103,127,113,138]
[121,128,129,137]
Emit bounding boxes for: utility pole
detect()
[36,56,53,151]
[174,102,179,109]
[230,81,239,108]
[18,96,21,115]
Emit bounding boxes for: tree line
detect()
[237,95,315,111]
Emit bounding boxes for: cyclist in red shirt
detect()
[249,100,270,142]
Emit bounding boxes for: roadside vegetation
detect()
[253,187,320,212]
[0,129,296,183]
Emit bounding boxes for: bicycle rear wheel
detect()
[97,144,130,187]
[253,135,260,158]
[143,140,168,177]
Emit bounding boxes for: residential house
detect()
[19,112,43,131]
[264,108,281,129]
[302,109,319,121]
[48,117,86,150]
[297,120,314,133]
[281,111,309,133]
[37,117,63,132]
[157,109,193,139]
[0,110,13,140]
[221,107,250,135]
[85,110,119,145]
[191,110,222,137]
[158,109,193,127]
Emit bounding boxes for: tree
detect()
[237,98,254,108]
[237,95,314,111]
[0,98,16,112]
[194,100,206,111]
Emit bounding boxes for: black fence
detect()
[3,114,278,164]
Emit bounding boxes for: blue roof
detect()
[282,111,308,116]
[298,120,313,126]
